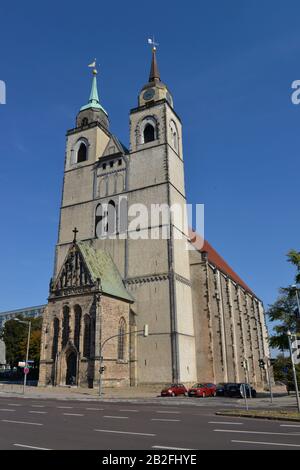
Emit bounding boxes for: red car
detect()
[160,383,188,397]
[188,383,217,398]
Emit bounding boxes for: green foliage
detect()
[0,316,42,368]
[267,249,300,351]
[272,354,300,390]
[287,249,300,284]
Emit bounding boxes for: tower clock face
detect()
[143,88,155,101]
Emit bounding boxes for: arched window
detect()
[118,318,126,361]
[74,305,82,351]
[95,201,117,238]
[81,117,88,127]
[62,306,70,348]
[83,315,91,358]
[95,204,105,238]
[107,200,117,235]
[143,124,155,143]
[52,318,59,360]
[77,142,87,163]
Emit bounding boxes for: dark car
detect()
[216,382,256,398]
[227,383,257,398]
[160,383,188,397]
[188,383,217,398]
[216,383,236,396]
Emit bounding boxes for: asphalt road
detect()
[0,396,299,450]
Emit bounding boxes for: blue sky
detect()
[0,1,299,340]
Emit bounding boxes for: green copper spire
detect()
[80,65,108,115]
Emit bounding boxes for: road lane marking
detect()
[29,411,47,414]
[31,405,45,408]
[152,446,194,450]
[151,418,181,422]
[214,429,300,436]
[85,407,105,411]
[232,440,300,448]
[280,424,300,428]
[58,406,73,409]
[95,429,155,436]
[0,409,15,412]
[2,420,43,426]
[155,411,180,414]
[209,421,243,425]
[14,444,51,450]
[63,413,84,416]
[119,409,139,412]
[7,404,22,407]
[103,416,128,419]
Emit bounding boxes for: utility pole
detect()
[287,330,300,413]
[13,318,31,394]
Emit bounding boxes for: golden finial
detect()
[148,37,159,52]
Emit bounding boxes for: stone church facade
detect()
[39,49,270,389]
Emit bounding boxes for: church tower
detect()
[125,46,197,383]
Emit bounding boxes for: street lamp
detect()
[98,324,149,398]
[13,318,31,394]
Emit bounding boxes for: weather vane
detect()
[148,36,159,51]
[88,58,98,75]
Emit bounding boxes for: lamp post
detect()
[98,324,149,398]
[287,330,300,413]
[14,319,31,394]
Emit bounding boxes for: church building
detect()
[38,48,270,389]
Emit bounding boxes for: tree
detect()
[272,354,300,392]
[0,316,42,368]
[267,249,300,351]
[287,250,300,284]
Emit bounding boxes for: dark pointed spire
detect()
[149,47,160,83]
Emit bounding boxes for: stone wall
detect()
[190,248,270,389]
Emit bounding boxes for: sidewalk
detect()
[0,383,161,401]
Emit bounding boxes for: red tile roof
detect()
[189,229,254,295]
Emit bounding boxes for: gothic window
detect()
[95,201,117,238]
[51,318,59,360]
[95,204,105,238]
[143,124,155,143]
[107,200,117,235]
[118,318,126,361]
[62,306,70,349]
[77,142,87,163]
[74,305,82,351]
[83,315,91,358]
[139,116,158,145]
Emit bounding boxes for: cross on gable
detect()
[72,227,78,243]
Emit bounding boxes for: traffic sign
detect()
[291,339,300,365]
[24,367,29,375]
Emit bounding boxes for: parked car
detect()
[219,382,257,398]
[160,383,188,397]
[216,383,236,396]
[188,383,217,398]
